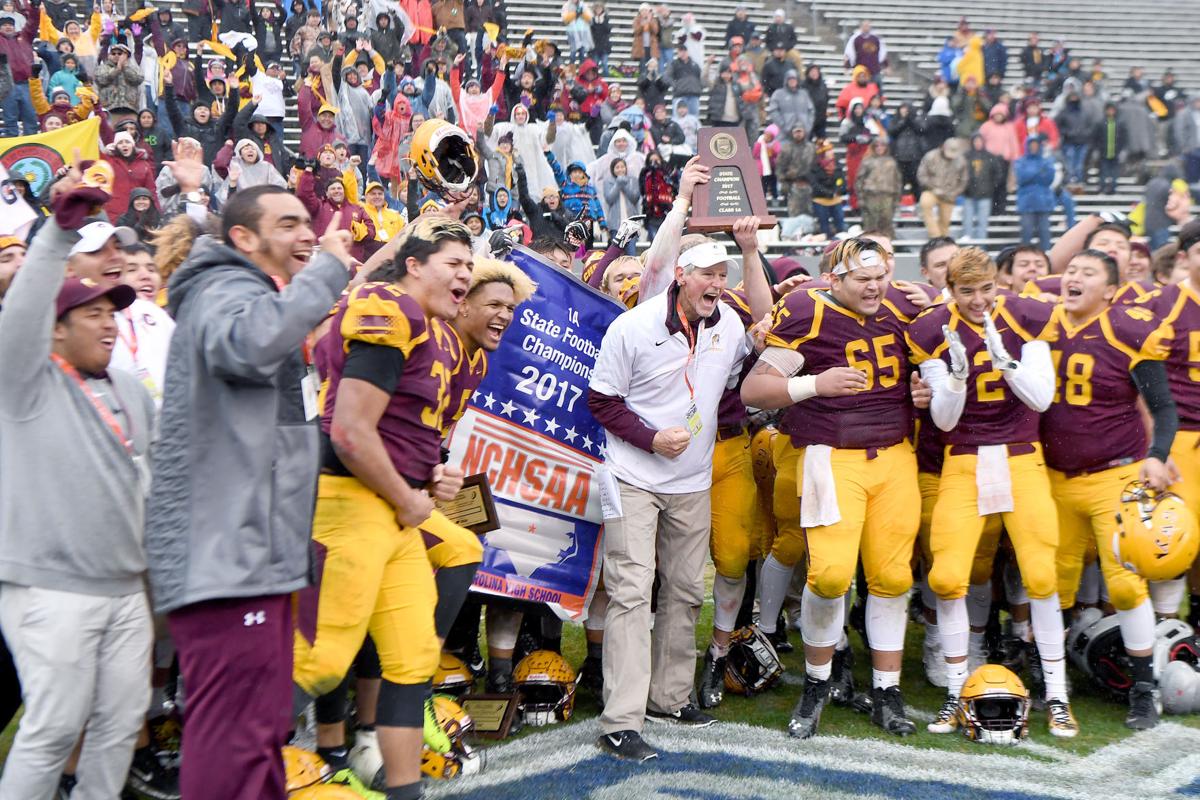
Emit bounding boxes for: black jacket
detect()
[725,17,754,46]
[764,22,796,52]
[888,107,924,162]
[665,57,702,96]
[964,148,1001,198]
[760,57,791,98]
[591,14,611,55]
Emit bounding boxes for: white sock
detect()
[757,554,794,635]
[1042,658,1068,702]
[866,593,908,652]
[873,669,900,690]
[800,586,845,649]
[966,582,992,628]
[1117,599,1156,653]
[806,659,832,681]
[712,572,747,635]
[1150,577,1187,616]
[925,623,940,649]
[935,596,969,659]
[710,640,730,659]
[1011,618,1031,642]
[1030,595,1067,701]
[946,660,969,697]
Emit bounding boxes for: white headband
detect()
[832,248,883,276]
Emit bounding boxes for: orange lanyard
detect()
[676,300,697,399]
[51,353,132,454]
[116,308,138,361]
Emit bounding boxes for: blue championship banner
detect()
[446,245,624,620]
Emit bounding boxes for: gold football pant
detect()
[1050,462,1149,611]
[749,426,778,562]
[294,476,440,696]
[1171,430,1200,514]
[423,505,485,570]
[710,432,758,579]
[916,472,1002,583]
[772,441,919,600]
[928,445,1058,601]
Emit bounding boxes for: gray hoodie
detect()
[767,72,815,135]
[144,237,349,614]
[0,220,155,597]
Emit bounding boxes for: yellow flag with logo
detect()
[0,117,101,197]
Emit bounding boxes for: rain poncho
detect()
[490,104,556,196]
[588,129,644,197]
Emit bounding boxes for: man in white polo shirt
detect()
[587,224,771,763]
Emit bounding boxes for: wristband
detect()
[786,374,818,403]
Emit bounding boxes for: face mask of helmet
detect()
[963,695,1029,745]
[518,682,574,726]
[724,626,784,696]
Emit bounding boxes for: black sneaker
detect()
[126,746,181,800]
[870,686,916,736]
[1125,681,1160,731]
[596,730,658,763]
[646,703,716,727]
[464,640,486,678]
[828,646,855,707]
[768,617,794,654]
[787,677,830,739]
[57,774,76,800]
[486,663,514,694]
[697,650,726,709]
[1024,642,1045,711]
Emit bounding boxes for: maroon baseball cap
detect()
[56,277,136,319]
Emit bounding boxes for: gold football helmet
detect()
[283,746,330,793]
[1114,480,1200,581]
[410,118,478,195]
[420,695,483,780]
[433,652,475,698]
[513,650,577,725]
[958,664,1030,745]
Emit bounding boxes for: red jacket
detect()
[401,0,433,45]
[102,150,158,222]
[297,171,376,260]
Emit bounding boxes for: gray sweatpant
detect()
[599,481,710,734]
[0,584,152,800]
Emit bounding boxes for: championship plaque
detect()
[686,127,778,234]
[461,692,521,739]
[435,473,500,534]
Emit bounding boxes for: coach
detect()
[587,218,770,763]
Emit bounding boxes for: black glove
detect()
[489,228,515,258]
[0,53,7,65]
[31,62,41,78]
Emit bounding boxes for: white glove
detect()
[983,314,1017,371]
[612,214,644,249]
[942,324,968,381]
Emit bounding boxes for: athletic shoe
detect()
[424,696,451,754]
[578,654,604,698]
[329,767,386,800]
[126,746,180,800]
[646,703,716,727]
[870,686,916,736]
[787,677,830,739]
[927,695,960,734]
[1025,642,1046,711]
[596,730,658,762]
[923,632,948,688]
[463,641,486,678]
[486,662,514,694]
[768,616,794,654]
[697,650,726,709]
[1125,682,1160,730]
[1047,699,1079,738]
[828,646,855,706]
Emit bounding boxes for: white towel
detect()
[800,445,842,528]
[976,445,1014,515]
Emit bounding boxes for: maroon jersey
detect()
[1138,283,1200,430]
[764,287,913,448]
[798,279,940,323]
[907,294,1054,447]
[1021,275,1061,298]
[1112,279,1157,306]
[316,282,458,483]
[914,408,944,473]
[445,325,488,433]
[1041,304,1170,473]
[717,287,757,429]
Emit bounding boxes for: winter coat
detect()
[639,162,674,220]
[145,236,349,614]
[809,161,845,202]
[983,39,1007,79]
[637,73,669,113]
[1015,115,1060,153]
[431,0,466,30]
[102,149,159,223]
[767,81,815,135]
[549,152,606,227]
[601,173,640,230]
[215,140,289,206]
[917,148,968,200]
[591,13,611,56]
[299,119,347,159]
[835,67,879,119]
[752,129,782,177]
[1092,116,1128,160]
[951,90,988,139]
[666,57,703,97]
[1014,140,1057,213]
[978,108,1022,163]
[47,66,83,105]
[296,171,376,258]
[705,78,746,126]
[764,21,796,52]
[855,152,902,198]
[776,138,814,183]
[116,188,163,240]
[630,15,660,60]
[483,187,517,230]
[1020,45,1045,80]
[165,92,226,164]
[1056,101,1093,146]
[724,17,754,47]
[964,146,1001,198]
[233,103,291,175]
[760,57,791,99]
[95,58,143,111]
[888,108,924,163]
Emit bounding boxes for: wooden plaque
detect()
[461,692,521,739]
[435,473,500,534]
[686,127,778,234]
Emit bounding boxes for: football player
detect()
[1138,220,1200,625]
[742,237,923,739]
[1041,248,1178,730]
[907,247,1079,738]
[293,217,478,800]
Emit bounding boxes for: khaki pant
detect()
[600,481,710,733]
[919,191,955,238]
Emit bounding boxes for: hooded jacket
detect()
[887,104,924,163]
[1014,137,1057,213]
[835,66,879,120]
[165,91,226,163]
[95,54,144,111]
[144,236,350,614]
[102,146,158,223]
[917,145,969,201]
[216,139,289,205]
[665,55,703,97]
[601,169,640,230]
[548,152,606,227]
[978,105,1021,162]
[234,103,291,175]
[767,71,815,135]
[483,186,516,230]
[117,187,163,239]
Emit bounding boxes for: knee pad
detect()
[485,607,522,651]
[1107,572,1148,614]
[376,679,429,728]
[927,562,966,601]
[869,563,914,599]
[770,531,806,570]
[1150,578,1187,616]
[936,597,969,658]
[865,593,908,652]
[799,586,845,649]
[966,583,992,629]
